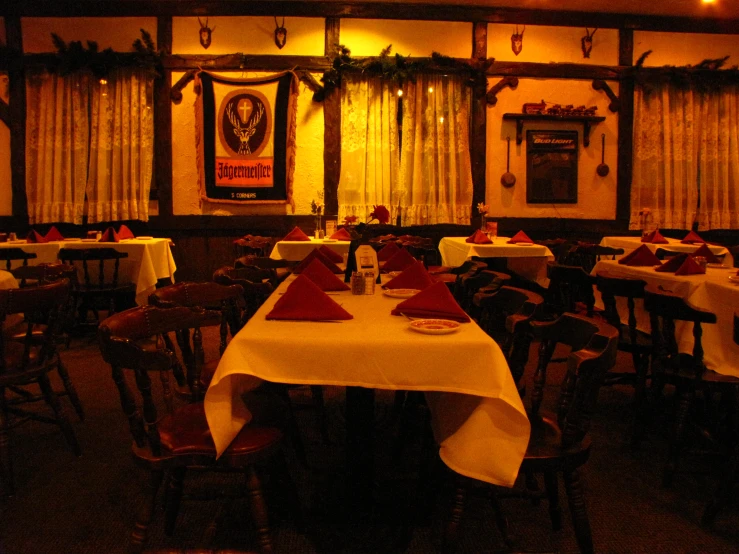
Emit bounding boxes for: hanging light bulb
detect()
[428,86,434,93]
[439,116,445,123]
[397,89,403,97]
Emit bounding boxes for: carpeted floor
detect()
[2,329,739,554]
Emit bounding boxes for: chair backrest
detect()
[0,247,38,271]
[212,267,274,324]
[534,239,572,265]
[564,243,624,272]
[98,305,221,455]
[57,247,128,288]
[234,235,273,258]
[545,263,596,317]
[11,262,77,288]
[530,312,619,448]
[595,271,646,337]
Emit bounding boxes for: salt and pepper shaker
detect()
[351,271,365,295]
[694,256,707,271]
[364,271,375,295]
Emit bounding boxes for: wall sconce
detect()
[581,28,597,58]
[198,17,215,50]
[274,17,287,49]
[511,25,525,56]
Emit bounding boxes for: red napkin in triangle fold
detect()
[466,229,492,244]
[266,274,353,321]
[691,243,721,264]
[390,281,470,323]
[44,226,64,241]
[681,230,705,244]
[655,253,690,273]
[283,226,311,241]
[641,230,656,243]
[384,261,435,290]
[99,227,120,243]
[26,230,48,243]
[618,244,661,267]
[508,230,534,244]
[674,255,706,276]
[301,259,350,291]
[377,241,401,262]
[318,245,344,263]
[292,248,343,274]
[117,224,135,240]
[649,230,669,244]
[329,227,353,241]
[381,248,417,272]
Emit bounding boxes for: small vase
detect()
[314,215,323,239]
[480,215,487,232]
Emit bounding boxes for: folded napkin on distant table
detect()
[283,226,311,241]
[381,248,417,272]
[384,261,435,290]
[318,245,344,263]
[681,230,705,244]
[99,227,120,242]
[44,226,64,241]
[508,230,533,244]
[117,224,135,240]
[466,229,492,244]
[265,274,353,321]
[292,248,343,274]
[301,259,350,291]
[655,253,689,273]
[391,281,470,323]
[329,227,353,241]
[377,242,401,262]
[618,244,661,267]
[675,255,706,276]
[641,229,669,244]
[692,243,721,264]
[26,230,48,243]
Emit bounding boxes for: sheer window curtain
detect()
[338,75,399,223]
[399,74,473,225]
[25,71,89,225]
[87,68,154,223]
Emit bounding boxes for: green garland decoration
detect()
[47,29,162,78]
[630,50,739,94]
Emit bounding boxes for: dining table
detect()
[204,273,531,497]
[437,236,554,284]
[269,237,352,262]
[599,236,732,265]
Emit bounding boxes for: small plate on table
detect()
[322,239,337,243]
[409,319,461,335]
[80,238,98,242]
[707,263,730,269]
[383,288,420,299]
[728,275,739,285]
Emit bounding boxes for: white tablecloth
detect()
[270,237,351,262]
[438,237,554,284]
[205,275,530,487]
[592,259,739,377]
[600,236,731,265]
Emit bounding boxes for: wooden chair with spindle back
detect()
[234,256,296,284]
[543,263,597,319]
[0,247,37,271]
[213,266,275,324]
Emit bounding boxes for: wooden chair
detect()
[543,263,597,319]
[213,266,275,324]
[233,235,273,258]
[0,279,81,496]
[564,244,624,273]
[98,305,297,553]
[0,247,37,271]
[729,245,739,268]
[234,256,295,284]
[535,238,572,265]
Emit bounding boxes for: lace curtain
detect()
[25,71,90,225]
[87,68,154,223]
[338,75,399,223]
[399,74,473,225]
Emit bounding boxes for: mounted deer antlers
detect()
[511,25,525,56]
[198,17,215,50]
[582,28,597,59]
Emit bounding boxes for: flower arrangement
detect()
[368,205,390,224]
[477,202,489,215]
[310,199,323,216]
[343,215,358,225]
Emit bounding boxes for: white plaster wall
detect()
[22,18,157,52]
[172,17,325,56]
[486,78,619,220]
[171,71,324,216]
[489,24,619,65]
[634,32,739,67]
[340,20,472,58]
[0,71,10,216]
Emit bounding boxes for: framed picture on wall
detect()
[526,130,578,204]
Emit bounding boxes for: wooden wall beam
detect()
[616,29,634,224]
[6,16,27,225]
[164,54,332,71]
[470,22,487,225]
[489,61,621,80]
[323,18,341,217]
[155,16,174,220]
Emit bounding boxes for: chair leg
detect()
[442,475,468,554]
[563,468,594,554]
[38,372,81,456]
[130,470,164,553]
[631,354,650,448]
[164,467,186,536]
[0,387,14,497]
[702,443,739,527]
[309,385,331,444]
[543,471,562,531]
[664,386,694,487]
[489,490,513,548]
[56,358,85,421]
[246,465,274,554]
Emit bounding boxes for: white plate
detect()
[137,236,154,240]
[729,275,739,284]
[80,238,98,242]
[63,238,82,242]
[707,263,730,269]
[409,319,461,335]
[7,239,26,244]
[383,288,420,299]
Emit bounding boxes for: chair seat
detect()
[524,410,592,468]
[434,273,459,284]
[0,342,57,386]
[158,403,283,457]
[659,357,739,385]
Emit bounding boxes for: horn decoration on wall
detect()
[511,25,525,56]
[274,16,287,49]
[198,17,215,50]
[581,28,597,58]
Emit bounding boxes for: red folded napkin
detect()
[681,230,705,244]
[508,230,533,244]
[329,227,353,241]
[99,227,120,243]
[691,243,721,264]
[301,259,350,291]
[292,248,343,274]
[641,229,668,244]
[44,226,64,241]
[384,261,435,290]
[674,255,706,276]
[466,229,492,244]
[377,242,401,262]
[318,245,344,263]
[266,274,353,321]
[26,230,48,243]
[382,248,417,272]
[618,244,661,267]
[655,253,689,273]
[117,224,135,240]
[390,281,470,323]
[283,226,311,241]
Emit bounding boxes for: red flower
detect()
[344,215,358,224]
[369,205,390,224]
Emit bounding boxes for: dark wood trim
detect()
[616,29,635,225]
[155,16,174,219]
[164,54,332,71]
[6,16,28,222]
[5,2,738,34]
[0,99,9,127]
[619,28,634,67]
[592,80,620,112]
[485,76,518,106]
[470,22,487,224]
[489,61,622,80]
[323,18,341,217]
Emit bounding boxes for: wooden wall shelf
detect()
[502,113,606,146]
